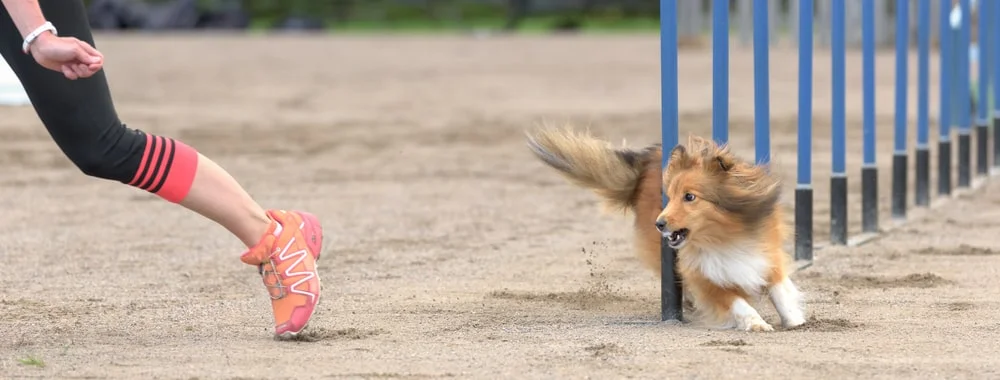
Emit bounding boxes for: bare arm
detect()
[0,0,48,39]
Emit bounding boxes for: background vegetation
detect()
[81,0,664,33]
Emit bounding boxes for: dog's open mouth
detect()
[665,228,689,248]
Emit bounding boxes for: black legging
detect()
[0,0,198,203]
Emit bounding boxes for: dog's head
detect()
[654,136,781,249]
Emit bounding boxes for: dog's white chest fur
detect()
[690,245,770,293]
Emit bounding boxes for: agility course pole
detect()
[795,0,814,263]
[861,0,878,230]
[754,0,771,165]
[891,0,910,220]
[713,0,729,144]
[830,0,847,244]
[659,0,683,323]
[940,0,954,197]
[977,0,992,176]
[995,0,1000,169]
[958,0,972,188]
[915,0,931,207]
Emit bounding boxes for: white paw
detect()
[782,314,806,329]
[736,315,774,332]
[747,317,774,332]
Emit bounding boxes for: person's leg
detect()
[0,0,323,339]
[3,3,269,248]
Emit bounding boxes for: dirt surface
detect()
[2,34,1000,379]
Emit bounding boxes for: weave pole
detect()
[940,0,954,197]
[916,0,931,207]
[861,0,878,231]
[892,0,910,220]
[754,0,770,165]
[977,0,991,176]
[659,0,683,323]
[958,0,972,188]
[713,0,729,143]
[830,0,847,244]
[994,0,1000,169]
[794,0,814,263]
[995,0,1000,169]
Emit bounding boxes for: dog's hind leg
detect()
[768,276,806,328]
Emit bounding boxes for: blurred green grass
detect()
[247,16,661,35]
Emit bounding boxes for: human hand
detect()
[28,32,104,80]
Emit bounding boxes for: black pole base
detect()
[660,238,683,322]
[977,123,989,175]
[958,131,971,187]
[861,166,879,232]
[939,139,952,196]
[915,148,930,207]
[795,186,813,262]
[994,117,1000,168]
[891,153,907,220]
[830,175,848,245]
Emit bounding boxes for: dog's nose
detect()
[655,220,667,232]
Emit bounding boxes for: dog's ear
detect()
[666,144,691,170]
[700,140,734,174]
[714,155,733,172]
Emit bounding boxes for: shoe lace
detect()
[258,259,287,300]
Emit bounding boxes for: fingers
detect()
[77,39,104,60]
[70,39,103,79]
[73,39,103,65]
[61,64,78,80]
[73,63,88,78]
[60,62,96,80]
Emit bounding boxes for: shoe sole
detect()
[275,210,324,340]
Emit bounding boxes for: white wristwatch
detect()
[22,21,57,55]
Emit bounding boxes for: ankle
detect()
[241,210,274,248]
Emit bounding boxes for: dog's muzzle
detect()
[655,220,688,249]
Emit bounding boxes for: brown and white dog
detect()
[525,127,805,332]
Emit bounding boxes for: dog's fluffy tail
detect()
[525,127,656,213]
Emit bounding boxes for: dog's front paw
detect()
[782,315,806,329]
[737,316,774,332]
[749,320,774,332]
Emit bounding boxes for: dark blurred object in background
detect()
[197,0,251,29]
[273,16,325,31]
[87,0,250,30]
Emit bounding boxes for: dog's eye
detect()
[683,193,696,202]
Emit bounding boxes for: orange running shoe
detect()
[239,209,323,339]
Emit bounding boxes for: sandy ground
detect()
[1,33,999,379]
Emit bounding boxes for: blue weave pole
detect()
[830,0,847,244]
[940,0,954,196]
[753,0,770,165]
[915,0,931,207]
[712,0,729,144]
[861,0,878,230]
[891,0,909,220]
[794,0,814,263]
[659,0,682,323]
[958,0,972,188]
[976,0,991,175]
[994,0,1000,168]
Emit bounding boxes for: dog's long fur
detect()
[525,126,805,331]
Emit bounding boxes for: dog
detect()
[524,126,805,332]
